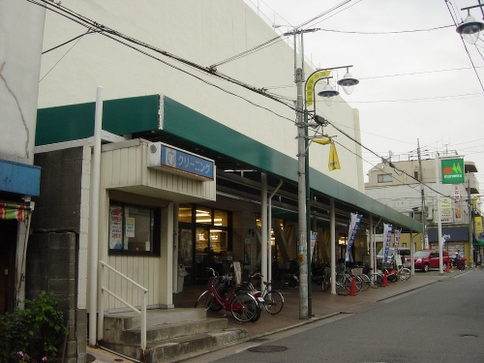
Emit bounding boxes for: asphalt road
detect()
[185,269,484,363]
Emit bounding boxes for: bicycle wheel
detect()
[194,290,213,311]
[322,274,331,292]
[263,290,284,315]
[397,268,411,281]
[230,292,260,323]
[358,274,370,291]
[344,275,362,292]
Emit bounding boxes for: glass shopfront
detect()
[178,205,232,284]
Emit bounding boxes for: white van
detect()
[377,247,411,268]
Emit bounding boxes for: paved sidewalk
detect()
[87,269,465,363]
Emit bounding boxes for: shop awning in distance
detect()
[0,202,31,222]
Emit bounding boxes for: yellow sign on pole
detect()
[306,70,331,107]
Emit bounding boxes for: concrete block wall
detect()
[27,232,84,363]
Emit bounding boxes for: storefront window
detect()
[178,206,192,223]
[214,210,228,227]
[109,202,160,255]
[195,207,212,224]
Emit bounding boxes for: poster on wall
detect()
[110,206,123,249]
[125,217,135,238]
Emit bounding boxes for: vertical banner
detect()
[442,235,449,249]
[345,213,362,262]
[394,229,401,256]
[454,185,461,221]
[382,223,393,265]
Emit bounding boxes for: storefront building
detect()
[30,1,422,361]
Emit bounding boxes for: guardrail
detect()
[98,260,148,354]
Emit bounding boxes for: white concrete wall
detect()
[38,0,364,191]
[0,0,45,164]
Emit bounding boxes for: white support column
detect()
[89,86,103,347]
[330,198,336,295]
[261,173,268,285]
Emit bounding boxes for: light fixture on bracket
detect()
[317,78,339,99]
[456,11,484,45]
[337,67,359,95]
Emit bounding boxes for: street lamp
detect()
[456,13,484,44]
[295,65,358,319]
[456,5,484,45]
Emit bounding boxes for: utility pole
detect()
[295,67,309,319]
[417,139,427,249]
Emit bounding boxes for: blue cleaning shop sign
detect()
[161,145,214,180]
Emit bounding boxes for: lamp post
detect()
[295,64,358,319]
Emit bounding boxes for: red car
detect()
[414,249,451,272]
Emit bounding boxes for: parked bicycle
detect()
[395,265,411,281]
[242,272,284,315]
[194,268,261,323]
[369,263,410,286]
[322,263,362,293]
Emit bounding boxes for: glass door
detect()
[179,228,193,284]
[195,227,210,281]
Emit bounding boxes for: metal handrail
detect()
[98,260,148,355]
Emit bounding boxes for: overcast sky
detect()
[245,0,484,191]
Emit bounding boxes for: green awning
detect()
[474,239,484,246]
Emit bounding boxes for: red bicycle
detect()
[194,268,261,323]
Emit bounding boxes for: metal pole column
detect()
[296,67,308,319]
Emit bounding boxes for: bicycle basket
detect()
[208,276,221,288]
[352,267,363,275]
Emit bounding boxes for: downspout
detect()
[15,201,35,305]
[89,87,103,347]
[267,179,283,284]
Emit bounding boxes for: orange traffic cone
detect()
[446,262,450,273]
[349,277,357,296]
[382,271,388,287]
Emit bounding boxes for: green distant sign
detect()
[441,158,464,184]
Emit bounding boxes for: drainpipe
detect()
[89,87,103,347]
[267,180,283,283]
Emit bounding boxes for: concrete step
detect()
[104,308,205,330]
[103,327,248,362]
[101,308,249,362]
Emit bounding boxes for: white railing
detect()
[98,260,148,354]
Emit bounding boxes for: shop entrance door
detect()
[194,227,229,282]
[0,220,17,314]
[195,227,211,282]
